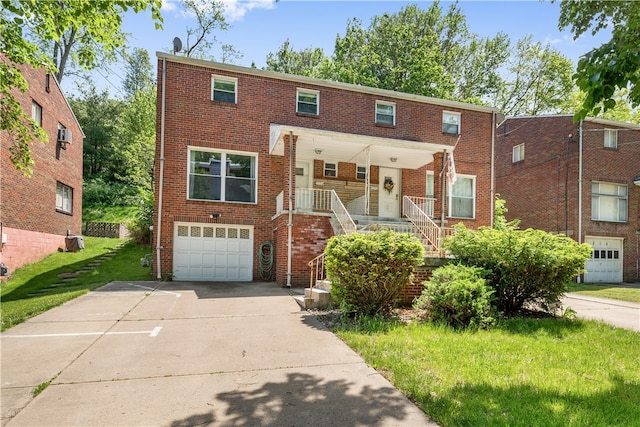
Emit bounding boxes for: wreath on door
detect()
[383,177,395,193]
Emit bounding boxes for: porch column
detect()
[283,133,298,210]
[433,151,446,223]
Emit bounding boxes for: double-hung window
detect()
[448,175,475,218]
[592,181,627,222]
[375,101,395,125]
[356,165,367,180]
[56,182,73,214]
[211,75,237,103]
[32,101,42,126]
[297,89,319,115]
[324,162,337,177]
[512,143,525,162]
[604,129,618,148]
[188,148,257,203]
[442,111,461,134]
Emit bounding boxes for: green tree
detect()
[0,0,162,173]
[558,0,640,120]
[265,39,327,77]
[179,0,230,60]
[493,35,574,116]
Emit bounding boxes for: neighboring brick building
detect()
[496,115,640,282]
[153,53,500,286]
[0,60,84,278]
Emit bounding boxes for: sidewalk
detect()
[561,293,640,332]
[1,281,438,426]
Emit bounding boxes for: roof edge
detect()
[504,114,640,130]
[156,52,499,115]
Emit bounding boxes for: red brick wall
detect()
[154,57,495,282]
[496,116,640,281]
[0,60,83,275]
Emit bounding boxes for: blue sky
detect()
[61,0,610,96]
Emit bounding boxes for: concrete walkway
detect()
[562,293,640,332]
[1,281,437,427]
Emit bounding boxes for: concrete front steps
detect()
[293,280,333,309]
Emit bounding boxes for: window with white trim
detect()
[56,182,73,214]
[324,162,336,177]
[592,181,627,222]
[188,148,257,203]
[426,172,434,198]
[297,89,319,115]
[604,129,617,148]
[448,175,475,218]
[375,101,395,125]
[442,111,461,134]
[512,143,525,162]
[356,165,367,180]
[211,75,237,103]
[32,100,42,126]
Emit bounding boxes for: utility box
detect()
[65,236,85,252]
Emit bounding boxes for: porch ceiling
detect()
[269,124,452,169]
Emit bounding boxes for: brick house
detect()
[496,115,640,282]
[0,60,84,277]
[153,53,500,289]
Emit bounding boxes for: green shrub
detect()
[83,177,139,206]
[444,225,592,315]
[414,263,495,329]
[325,230,424,315]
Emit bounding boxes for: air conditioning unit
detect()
[57,128,72,144]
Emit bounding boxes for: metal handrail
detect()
[402,195,444,252]
[330,190,357,234]
[308,252,326,290]
[404,196,436,217]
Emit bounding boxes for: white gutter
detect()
[286,131,293,287]
[490,112,496,227]
[577,119,583,283]
[155,58,167,279]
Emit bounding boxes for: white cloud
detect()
[221,0,277,21]
[161,0,178,12]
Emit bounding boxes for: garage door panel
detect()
[584,237,623,283]
[174,222,253,281]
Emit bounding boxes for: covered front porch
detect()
[269,123,455,287]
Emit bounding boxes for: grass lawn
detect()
[333,315,640,427]
[567,282,640,304]
[1,237,153,331]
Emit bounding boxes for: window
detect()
[448,175,475,218]
[188,148,257,203]
[32,101,42,126]
[442,111,460,134]
[297,89,319,115]
[426,172,434,198]
[324,162,336,177]
[512,143,525,162]
[356,165,367,180]
[592,182,627,222]
[604,129,618,148]
[375,101,395,126]
[56,182,73,214]
[211,75,237,103]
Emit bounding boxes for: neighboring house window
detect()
[32,101,42,126]
[448,175,475,218]
[188,148,257,203]
[442,111,461,134]
[356,165,367,180]
[512,143,525,162]
[56,182,73,214]
[426,172,434,198]
[324,162,337,177]
[297,89,319,115]
[592,181,627,222]
[375,101,395,126]
[211,75,237,103]
[604,129,618,148]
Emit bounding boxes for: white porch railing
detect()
[403,195,453,253]
[405,196,435,217]
[331,190,357,234]
[296,188,332,212]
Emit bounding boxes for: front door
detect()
[295,161,312,209]
[379,167,401,218]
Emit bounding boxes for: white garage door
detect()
[584,236,623,283]
[173,223,253,281]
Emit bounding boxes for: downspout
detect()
[490,112,496,227]
[577,119,583,283]
[155,58,167,279]
[440,149,447,240]
[286,131,293,287]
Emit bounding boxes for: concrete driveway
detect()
[1,281,437,427]
[562,292,640,332]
